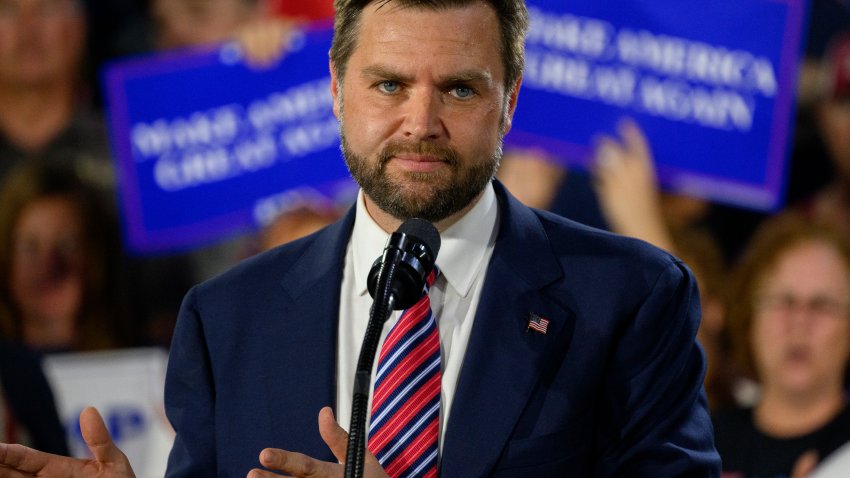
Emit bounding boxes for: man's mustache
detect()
[377,141,460,168]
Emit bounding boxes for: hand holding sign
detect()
[0,408,136,478]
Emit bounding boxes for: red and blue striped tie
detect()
[368,268,440,478]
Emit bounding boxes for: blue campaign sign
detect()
[104,25,353,253]
[507,0,808,211]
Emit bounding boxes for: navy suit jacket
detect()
[164,182,720,477]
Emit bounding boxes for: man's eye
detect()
[377,81,399,94]
[450,86,475,99]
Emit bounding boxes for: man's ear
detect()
[501,75,522,136]
[330,60,342,119]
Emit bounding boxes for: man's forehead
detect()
[355,2,500,57]
[360,0,495,20]
[347,3,502,82]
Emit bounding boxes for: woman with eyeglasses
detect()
[714,213,850,478]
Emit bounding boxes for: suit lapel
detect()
[441,182,577,477]
[261,207,356,460]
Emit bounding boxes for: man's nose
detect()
[402,88,446,141]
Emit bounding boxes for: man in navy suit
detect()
[0,0,719,476]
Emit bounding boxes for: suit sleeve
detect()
[164,287,218,477]
[596,260,720,477]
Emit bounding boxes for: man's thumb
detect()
[318,407,349,463]
[80,407,126,463]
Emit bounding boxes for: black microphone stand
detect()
[343,218,439,478]
[343,256,399,478]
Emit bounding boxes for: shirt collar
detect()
[351,182,499,298]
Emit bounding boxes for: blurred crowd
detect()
[2,0,850,476]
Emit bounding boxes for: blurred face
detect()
[153,0,258,49]
[0,0,85,87]
[331,2,520,224]
[9,196,86,327]
[261,209,336,251]
[751,241,850,399]
[817,99,850,180]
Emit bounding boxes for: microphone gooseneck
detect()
[344,218,441,478]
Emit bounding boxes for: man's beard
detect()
[340,130,502,223]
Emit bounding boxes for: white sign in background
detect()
[42,349,173,478]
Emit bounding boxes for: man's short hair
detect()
[329,0,529,93]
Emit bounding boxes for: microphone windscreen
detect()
[397,218,440,259]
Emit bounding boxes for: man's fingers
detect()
[317,407,349,464]
[246,468,290,478]
[0,464,39,478]
[80,407,126,464]
[258,448,342,477]
[0,442,59,473]
[0,442,105,478]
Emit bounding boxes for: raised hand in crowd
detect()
[591,119,676,253]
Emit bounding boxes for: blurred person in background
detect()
[256,205,341,252]
[672,228,734,410]
[0,0,111,186]
[714,214,850,477]
[0,161,129,354]
[0,339,68,454]
[797,30,850,239]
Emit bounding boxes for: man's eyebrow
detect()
[359,65,494,86]
[438,70,493,85]
[360,65,413,83]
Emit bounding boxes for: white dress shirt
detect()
[336,182,499,451]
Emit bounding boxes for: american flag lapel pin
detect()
[527,312,550,334]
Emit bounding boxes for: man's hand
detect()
[0,407,135,478]
[247,407,389,478]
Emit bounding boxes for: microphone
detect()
[344,218,440,478]
[367,218,441,309]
